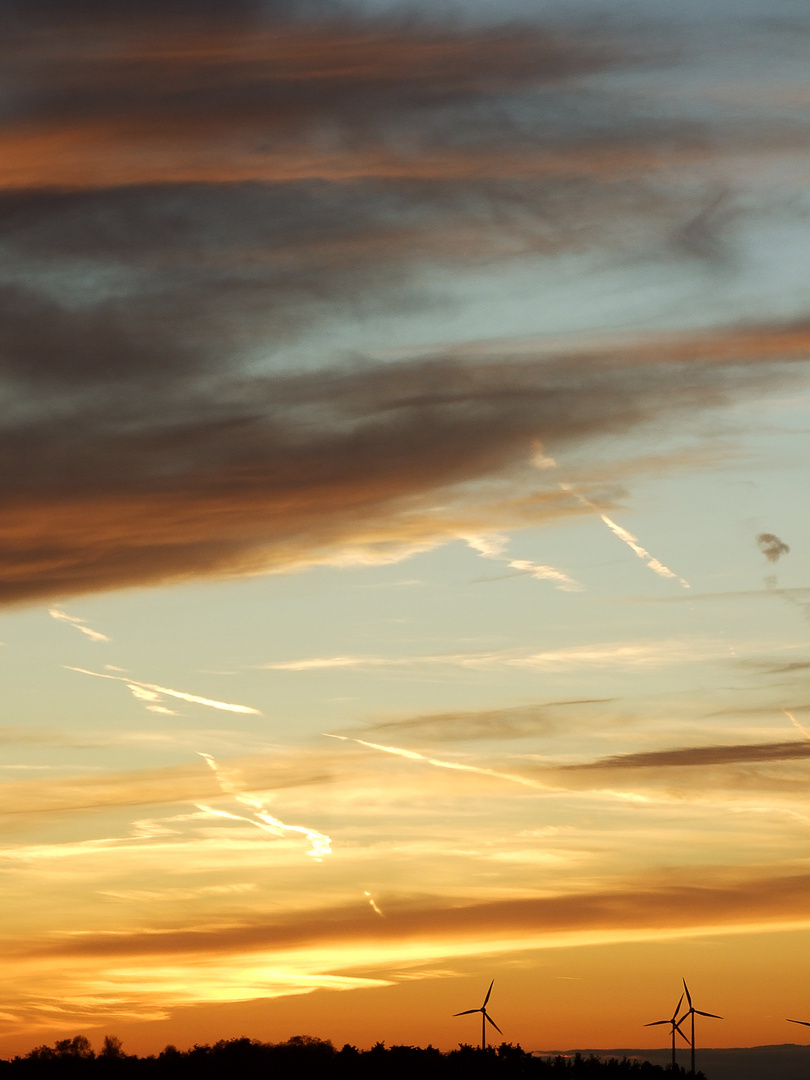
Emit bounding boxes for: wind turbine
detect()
[453,979,503,1050]
[644,993,689,1069]
[681,979,722,1076]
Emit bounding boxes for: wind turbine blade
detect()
[483,980,494,1007]
[671,993,684,1021]
[682,979,692,1009]
[643,1020,669,1027]
[674,1021,690,1045]
[484,1013,503,1035]
[453,1009,480,1017]
[695,1010,722,1019]
[787,1019,810,1027]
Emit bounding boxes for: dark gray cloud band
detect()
[0,321,807,605]
[0,4,807,606]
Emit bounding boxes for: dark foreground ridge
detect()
[0,1037,701,1080]
[541,1045,810,1080]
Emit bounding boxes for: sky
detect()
[1,0,810,1059]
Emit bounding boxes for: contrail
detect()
[324,734,551,791]
[66,667,261,715]
[507,559,583,590]
[783,709,810,740]
[197,752,331,861]
[464,534,582,592]
[49,609,110,643]
[560,483,690,589]
[126,683,178,715]
[364,891,384,917]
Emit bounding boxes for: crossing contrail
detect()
[560,483,690,589]
[197,752,331,861]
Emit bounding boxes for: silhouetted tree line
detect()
[0,1036,705,1080]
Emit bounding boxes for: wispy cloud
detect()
[561,739,810,771]
[266,638,732,672]
[0,754,329,821]
[355,699,612,743]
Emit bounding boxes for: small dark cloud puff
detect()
[757,533,790,563]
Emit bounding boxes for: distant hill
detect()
[538,1044,810,1080]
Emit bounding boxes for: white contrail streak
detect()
[783,709,810,740]
[364,891,384,917]
[464,533,582,592]
[324,734,551,791]
[559,483,690,589]
[197,752,331,861]
[126,684,178,715]
[66,667,261,715]
[49,609,110,643]
[507,559,583,590]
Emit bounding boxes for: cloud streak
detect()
[355,699,612,743]
[266,638,734,672]
[561,739,810,771]
[0,9,613,192]
[0,754,327,821]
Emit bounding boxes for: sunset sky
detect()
[2,0,810,1059]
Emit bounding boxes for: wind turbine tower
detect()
[644,993,689,1069]
[681,979,722,1076]
[453,979,503,1050]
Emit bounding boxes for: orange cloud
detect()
[0,16,613,191]
[19,867,810,962]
